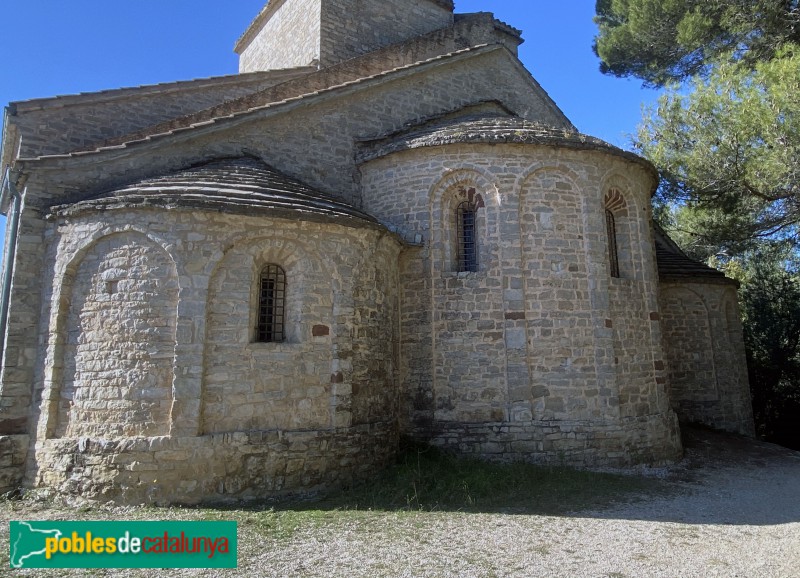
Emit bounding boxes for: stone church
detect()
[0,0,754,503]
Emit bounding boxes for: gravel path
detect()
[3,428,799,577]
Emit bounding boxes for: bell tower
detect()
[235,0,455,72]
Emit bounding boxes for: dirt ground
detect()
[2,426,799,577]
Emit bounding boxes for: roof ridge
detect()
[60,14,515,156]
[20,45,497,162]
[9,68,317,113]
[355,113,653,172]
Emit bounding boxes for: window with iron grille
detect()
[256,264,286,342]
[456,200,478,272]
[605,209,620,278]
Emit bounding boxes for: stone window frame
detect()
[455,199,479,272]
[233,239,323,349]
[604,188,631,279]
[605,209,620,278]
[255,263,287,343]
[443,186,486,274]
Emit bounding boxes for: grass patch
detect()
[237,509,344,540]
[293,439,664,515]
[0,440,668,545]
[223,440,665,540]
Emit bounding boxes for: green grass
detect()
[208,439,669,541]
[306,438,663,515]
[1,439,669,545]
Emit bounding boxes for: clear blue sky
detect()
[0,0,660,240]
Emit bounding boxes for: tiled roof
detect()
[8,68,313,113]
[18,45,501,163]
[653,223,736,284]
[5,66,317,162]
[48,157,382,230]
[357,113,657,176]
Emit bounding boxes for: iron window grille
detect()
[256,264,286,342]
[605,209,620,278]
[456,200,478,272]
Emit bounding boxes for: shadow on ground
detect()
[210,425,800,527]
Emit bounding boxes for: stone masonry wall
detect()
[604,183,671,422]
[56,232,178,439]
[34,426,394,505]
[238,0,454,73]
[0,205,46,493]
[238,0,322,73]
[24,207,402,503]
[104,15,542,160]
[0,435,28,495]
[350,239,402,426]
[319,0,454,67]
[659,280,755,435]
[23,47,570,214]
[359,143,681,465]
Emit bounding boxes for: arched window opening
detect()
[606,209,620,278]
[256,264,286,342]
[456,200,478,272]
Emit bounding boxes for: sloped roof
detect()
[18,45,505,164]
[357,113,657,179]
[48,157,383,230]
[653,223,736,284]
[4,67,316,164]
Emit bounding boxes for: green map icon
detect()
[9,522,63,569]
[8,520,237,569]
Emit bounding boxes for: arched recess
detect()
[719,291,747,391]
[598,172,651,282]
[54,231,179,439]
[517,165,586,279]
[659,286,719,403]
[603,188,630,279]
[518,166,600,419]
[201,235,333,434]
[426,167,504,422]
[428,168,496,274]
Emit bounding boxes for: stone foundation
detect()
[415,412,682,468]
[0,435,29,495]
[31,423,396,505]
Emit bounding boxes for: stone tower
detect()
[235,0,455,72]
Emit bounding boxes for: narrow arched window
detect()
[605,209,620,278]
[256,264,286,342]
[456,200,478,272]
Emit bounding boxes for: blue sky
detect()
[0,0,661,239]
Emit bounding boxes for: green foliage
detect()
[729,248,800,448]
[596,0,800,450]
[594,0,800,86]
[641,47,800,253]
